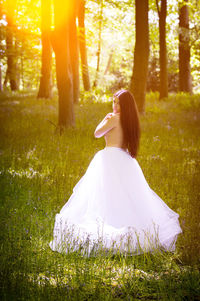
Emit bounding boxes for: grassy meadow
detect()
[0,91,200,300]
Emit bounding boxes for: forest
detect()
[0,0,200,300]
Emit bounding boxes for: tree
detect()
[78,0,90,91]
[93,0,104,88]
[104,48,114,75]
[37,0,53,99]
[69,1,79,104]
[130,0,149,113]
[179,0,192,93]
[4,0,19,91]
[0,2,3,92]
[156,0,168,99]
[51,0,75,129]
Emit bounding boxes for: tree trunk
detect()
[52,0,75,129]
[130,0,149,113]
[0,4,3,91]
[5,0,18,91]
[38,0,53,99]
[3,68,9,88]
[15,33,20,88]
[93,0,104,88]
[21,54,24,90]
[156,0,168,99]
[104,49,113,75]
[0,63,2,92]
[179,0,192,93]
[69,4,79,103]
[78,0,90,91]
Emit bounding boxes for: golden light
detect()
[2,0,79,34]
[53,0,77,30]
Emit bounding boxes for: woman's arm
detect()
[94,113,118,138]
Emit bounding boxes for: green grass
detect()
[0,91,200,300]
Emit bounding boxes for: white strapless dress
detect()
[49,147,182,255]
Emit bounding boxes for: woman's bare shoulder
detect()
[107,113,120,121]
[110,113,120,126]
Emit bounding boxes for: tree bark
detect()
[0,3,3,91]
[93,0,104,88]
[52,0,75,129]
[0,63,2,92]
[104,49,113,75]
[0,3,2,92]
[78,0,90,91]
[156,0,168,99]
[130,0,149,113]
[3,68,9,88]
[5,0,19,91]
[69,3,79,103]
[38,0,53,99]
[14,33,20,88]
[179,0,192,93]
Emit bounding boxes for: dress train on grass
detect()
[49,147,182,255]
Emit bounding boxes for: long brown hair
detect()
[114,90,140,158]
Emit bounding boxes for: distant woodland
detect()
[0,0,199,126]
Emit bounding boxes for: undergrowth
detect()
[0,91,200,300]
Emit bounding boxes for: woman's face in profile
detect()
[113,97,120,114]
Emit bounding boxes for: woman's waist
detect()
[106,143,123,148]
[104,136,123,148]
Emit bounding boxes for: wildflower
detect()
[153,136,159,141]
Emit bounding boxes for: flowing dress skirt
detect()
[49,147,182,255]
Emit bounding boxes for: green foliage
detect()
[0,0,42,90]
[85,0,134,90]
[0,92,200,299]
[85,0,200,92]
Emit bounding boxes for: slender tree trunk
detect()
[93,0,103,88]
[78,0,90,91]
[179,0,192,93]
[156,0,168,99]
[0,63,2,92]
[5,26,18,90]
[130,0,149,113]
[21,54,24,90]
[69,4,79,103]
[5,0,18,91]
[0,3,3,91]
[38,0,53,99]
[52,0,75,130]
[3,69,9,88]
[15,34,20,88]
[104,49,113,75]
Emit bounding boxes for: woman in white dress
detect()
[50,90,182,255]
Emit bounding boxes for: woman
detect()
[50,90,182,255]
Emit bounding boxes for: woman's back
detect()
[104,114,123,148]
